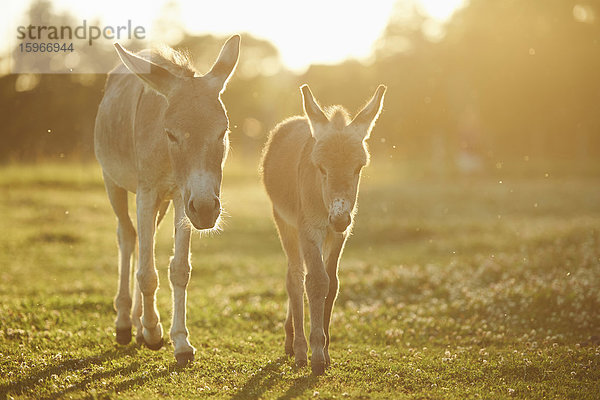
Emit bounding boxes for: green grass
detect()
[0,160,599,399]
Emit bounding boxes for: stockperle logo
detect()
[9,18,150,74]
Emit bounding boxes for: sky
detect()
[3,0,466,72]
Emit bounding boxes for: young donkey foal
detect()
[261,84,386,374]
[94,36,240,365]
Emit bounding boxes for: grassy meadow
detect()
[0,159,599,399]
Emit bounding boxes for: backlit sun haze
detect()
[5,0,466,72]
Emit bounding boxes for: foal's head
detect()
[115,36,240,230]
[301,84,386,233]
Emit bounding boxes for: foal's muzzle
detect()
[186,196,221,230]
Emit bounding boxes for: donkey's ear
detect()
[300,84,328,134]
[205,35,240,93]
[351,84,387,140]
[114,43,178,98]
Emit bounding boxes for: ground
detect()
[0,160,599,399]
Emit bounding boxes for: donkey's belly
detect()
[99,157,138,193]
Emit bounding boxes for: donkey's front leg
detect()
[323,231,346,368]
[136,189,164,349]
[300,228,329,375]
[169,196,196,366]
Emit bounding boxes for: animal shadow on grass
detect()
[231,356,319,400]
[0,345,173,400]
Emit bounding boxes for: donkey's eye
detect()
[165,129,178,143]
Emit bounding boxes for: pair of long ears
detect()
[301,84,387,141]
[114,35,241,98]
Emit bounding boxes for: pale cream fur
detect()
[94,35,240,365]
[261,84,386,374]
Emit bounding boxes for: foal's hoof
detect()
[144,337,164,351]
[311,361,326,376]
[116,328,132,345]
[175,351,195,367]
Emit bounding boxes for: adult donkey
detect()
[94,35,240,366]
[261,84,386,374]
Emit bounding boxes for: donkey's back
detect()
[261,116,313,223]
[95,61,142,192]
[94,51,167,193]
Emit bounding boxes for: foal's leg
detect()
[299,227,329,375]
[273,211,307,367]
[169,196,196,366]
[103,174,136,345]
[323,231,347,368]
[135,188,164,349]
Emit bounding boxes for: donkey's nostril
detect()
[187,197,219,221]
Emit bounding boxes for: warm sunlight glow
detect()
[177,0,396,71]
[6,0,397,72]
[418,0,466,21]
[5,0,466,72]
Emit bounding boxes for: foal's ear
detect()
[300,84,328,136]
[205,35,240,93]
[114,43,178,98]
[351,84,387,140]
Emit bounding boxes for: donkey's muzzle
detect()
[329,213,351,233]
[186,196,220,230]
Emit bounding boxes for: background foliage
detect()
[2,0,600,172]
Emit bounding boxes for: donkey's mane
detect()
[324,106,350,129]
[148,46,198,78]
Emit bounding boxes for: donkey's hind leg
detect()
[156,200,170,227]
[103,173,136,345]
[132,271,143,344]
[273,210,307,367]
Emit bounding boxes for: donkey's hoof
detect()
[311,361,326,376]
[144,337,164,351]
[175,351,195,367]
[116,328,132,345]
[295,358,307,368]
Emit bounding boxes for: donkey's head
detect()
[115,36,240,230]
[301,84,386,233]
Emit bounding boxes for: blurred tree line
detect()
[1,0,599,173]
